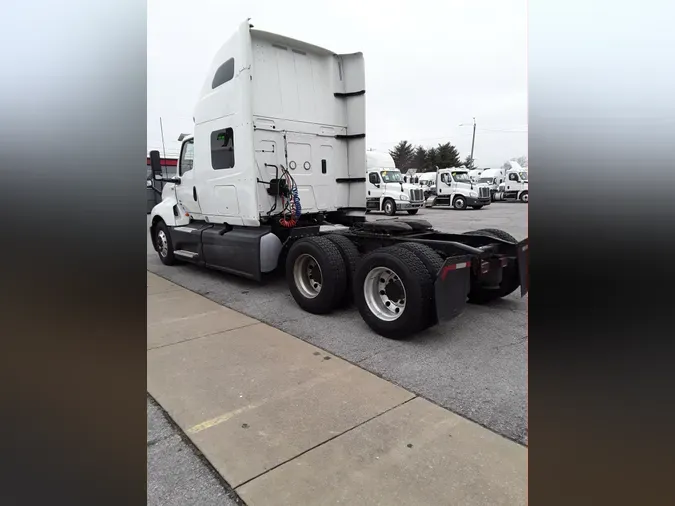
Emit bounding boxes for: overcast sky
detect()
[148,0,527,167]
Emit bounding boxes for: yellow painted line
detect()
[188,402,267,434]
[186,366,343,435]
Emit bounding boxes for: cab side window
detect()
[369,172,380,184]
[509,173,519,181]
[440,173,449,184]
[179,139,194,176]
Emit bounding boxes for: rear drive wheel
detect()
[407,209,419,215]
[467,228,517,243]
[324,234,360,307]
[519,191,528,203]
[354,246,433,339]
[286,237,347,314]
[463,229,520,303]
[383,198,397,216]
[453,196,467,210]
[396,242,444,327]
[155,221,176,266]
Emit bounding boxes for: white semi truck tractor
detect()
[429,168,492,210]
[149,20,529,339]
[365,150,425,215]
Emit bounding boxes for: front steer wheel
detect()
[383,199,397,216]
[154,221,176,266]
[286,237,347,314]
[353,246,434,339]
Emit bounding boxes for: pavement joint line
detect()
[146,269,527,447]
[186,368,345,435]
[147,308,226,327]
[146,322,260,352]
[232,395,419,491]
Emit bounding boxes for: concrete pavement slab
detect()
[147,271,182,295]
[148,307,257,350]
[148,288,224,325]
[237,397,527,506]
[147,323,414,487]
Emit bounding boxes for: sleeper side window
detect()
[211,128,235,169]
[212,58,235,89]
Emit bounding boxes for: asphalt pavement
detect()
[146,203,528,446]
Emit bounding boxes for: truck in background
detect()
[148,20,529,339]
[416,172,437,200]
[365,150,425,215]
[493,167,528,202]
[477,167,505,201]
[428,168,492,210]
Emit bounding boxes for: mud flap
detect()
[516,239,529,297]
[434,255,472,323]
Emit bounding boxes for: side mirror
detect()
[374,183,380,188]
[149,150,163,177]
[154,174,181,184]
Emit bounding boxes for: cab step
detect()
[174,250,199,260]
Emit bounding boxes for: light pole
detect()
[460,118,477,163]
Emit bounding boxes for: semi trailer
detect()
[149,20,529,339]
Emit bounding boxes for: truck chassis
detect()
[150,215,528,339]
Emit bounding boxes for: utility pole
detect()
[470,117,476,161]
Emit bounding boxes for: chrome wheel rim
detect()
[157,230,169,257]
[364,267,406,321]
[385,201,393,213]
[522,193,528,202]
[293,254,322,298]
[455,198,465,209]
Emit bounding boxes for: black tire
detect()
[353,246,434,339]
[396,242,444,327]
[519,191,528,203]
[406,209,419,215]
[383,198,397,216]
[462,229,520,303]
[286,237,347,314]
[471,205,483,210]
[155,221,176,266]
[468,228,517,243]
[453,195,467,210]
[324,234,360,307]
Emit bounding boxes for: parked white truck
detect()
[477,168,505,201]
[148,20,529,339]
[429,168,492,210]
[365,150,425,215]
[493,167,528,202]
[417,172,437,200]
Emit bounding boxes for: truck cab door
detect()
[437,172,451,195]
[175,138,204,220]
[506,172,519,192]
[367,171,383,209]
